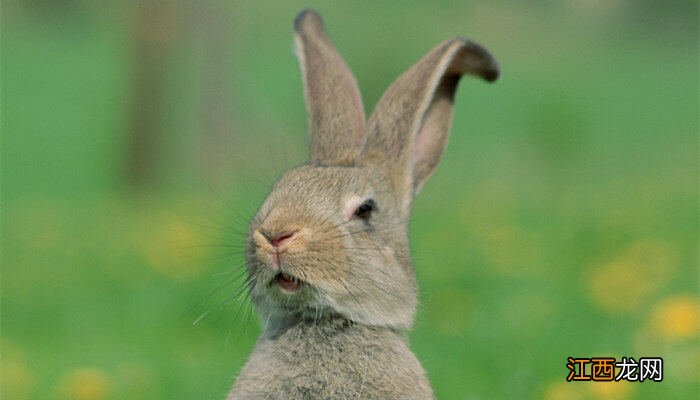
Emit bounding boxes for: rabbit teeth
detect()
[274,272,302,293]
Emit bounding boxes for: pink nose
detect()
[262,230,297,248]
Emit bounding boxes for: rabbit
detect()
[227,9,498,400]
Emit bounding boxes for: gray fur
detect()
[227,9,498,400]
[229,317,432,399]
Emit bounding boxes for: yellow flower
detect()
[543,378,634,400]
[588,380,634,400]
[587,238,677,314]
[1,340,36,400]
[58,368,112,400]
[542,381,584,400]
[132,211,210,280]
[650,295,699,340]
[1,355,35,400]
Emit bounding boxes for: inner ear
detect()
[412,73,459,192]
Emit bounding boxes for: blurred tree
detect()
[127,1,182,187]
[194,1,236,185]
[126,0,235,188]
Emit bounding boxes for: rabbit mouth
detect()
[273,272,302,293]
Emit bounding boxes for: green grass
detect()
[2,1,697,399]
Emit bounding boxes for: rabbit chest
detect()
[228,318,434,400]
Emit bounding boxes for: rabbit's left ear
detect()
[294,10,366,165]
[361,38,498,202]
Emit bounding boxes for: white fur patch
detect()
[343,195,366,221]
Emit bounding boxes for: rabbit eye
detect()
[353,199,376,221]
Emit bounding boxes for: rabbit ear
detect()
[361,38,498,200]
[294,10,366,165]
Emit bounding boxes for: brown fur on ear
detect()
[294,10,367,165]
[361,38,499,201]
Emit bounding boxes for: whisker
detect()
[345,269,403,301]
[193,310,211,326]
[333,276,362,308]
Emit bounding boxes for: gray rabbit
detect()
[227,10,498,400]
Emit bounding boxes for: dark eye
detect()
[353,199,376,221]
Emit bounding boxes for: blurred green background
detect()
[2,1,697,399]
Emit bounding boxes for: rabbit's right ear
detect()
[361,39,498,212]
[294,10,366,166]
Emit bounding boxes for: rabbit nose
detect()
[261,230,297,249]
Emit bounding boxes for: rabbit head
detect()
[245,10,498,332]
